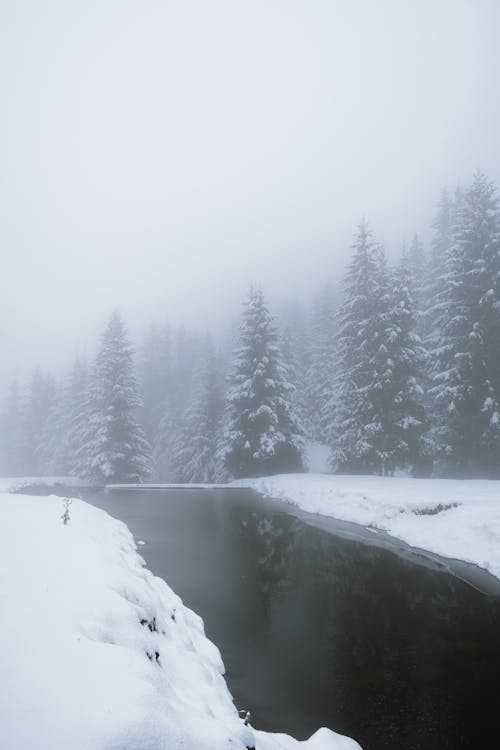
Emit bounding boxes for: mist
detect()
[2,0,500,391]
[4,5,500,748]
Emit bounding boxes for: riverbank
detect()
[0,489,360,750]
[236,474,500,581]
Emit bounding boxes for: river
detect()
[31,485,500,749]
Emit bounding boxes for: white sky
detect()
[1,0,500,393]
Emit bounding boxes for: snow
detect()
[255,728,360,750]
[236,474,500,580]
[0,489,361,750]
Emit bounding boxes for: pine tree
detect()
[421,188,458,466]
[280,324,308,432]
[330,220,389,473]
[404,233,426,330]
[65,357,89,476]
[151,325,200,481]
[79,312,151,484]
[331,225,429,476]
[429,173,500,474]
[364,259,429,475]
[153,406,181,481]
[306,282,337,443]
[423,189,456,343]
[431,189,453,266]
[279,298,311,436]
[172,336,223,482]
[21,369,57,475]
[223,288,304,478]
[37,379,69,475]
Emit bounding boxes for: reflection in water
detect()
[229,506,298,620]
[72,489,500,750]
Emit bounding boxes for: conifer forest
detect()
[3,172,500,483]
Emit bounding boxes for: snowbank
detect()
[237,474,500,580]
[0,491,361,750]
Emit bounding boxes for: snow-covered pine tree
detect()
[280,325,306,428]
[279,298,311,436]
[223,288,304,478]
[479,179,500,471]
[429,172,500,475]
[64,357,89,476]
[420,188,458,466]
[153,405,180,481]
[329,220,388,473]
[404,234,426,331]
[21,369,57,475]
[171,335,223,483]
[79,312,151,484]
[151,325,200,481]
[431,188,465,307]
[430,189,453,268]
[280,327,299,395]
[306,282,337,443]
[422,189,456,345]
[361,258,429,475]
[37,379,69,475]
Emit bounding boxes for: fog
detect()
[1,0,500,393]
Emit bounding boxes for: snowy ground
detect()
[237,474,500,581]
[0,489,361,750]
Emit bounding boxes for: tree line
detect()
[2,171,499,482]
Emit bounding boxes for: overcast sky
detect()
[1,0,500,394]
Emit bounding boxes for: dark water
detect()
[36,487,500,749]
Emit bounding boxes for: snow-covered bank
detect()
[237,474,500,581]
[0,491,361,750]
